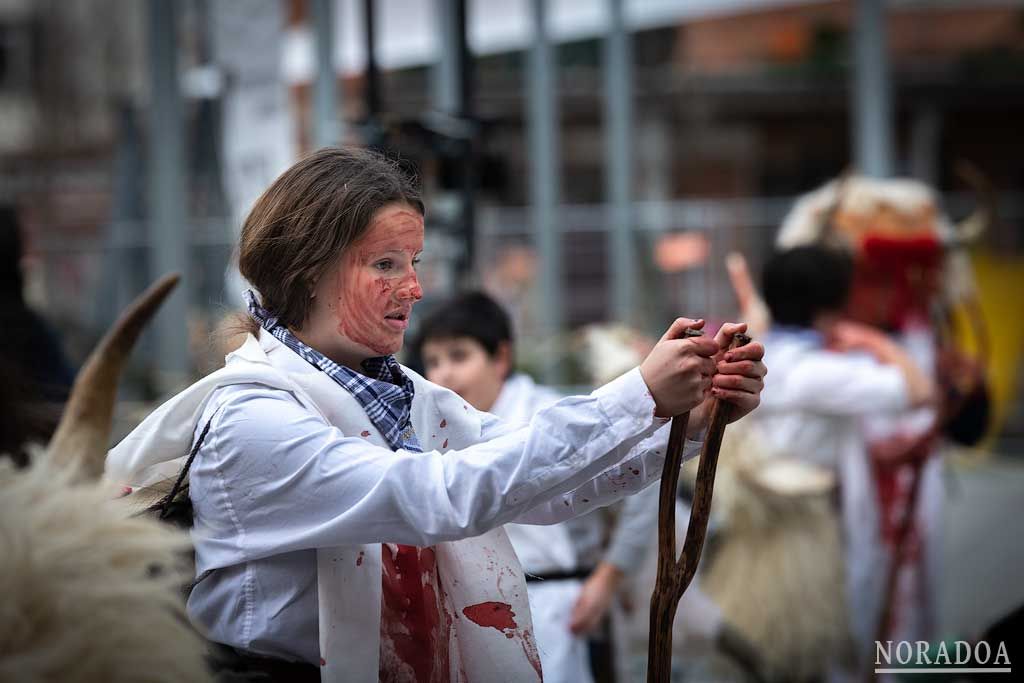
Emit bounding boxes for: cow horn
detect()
[953,161,994,246]
[47,273,181,480]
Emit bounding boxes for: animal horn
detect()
[953,161,994,246]
[47,273,181,481]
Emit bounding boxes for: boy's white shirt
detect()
[106,332,692,682]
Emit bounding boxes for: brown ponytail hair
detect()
[238,147,423,335]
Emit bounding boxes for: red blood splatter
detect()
[519,628,543,679]
[356,551,365,567]
[605,471,631,489]
[442,438,448,449]
[380,544,448,682]
[439,586,454,631]
[361,430,371,437]
[421,548,436,572]
[319,658,326,667]
[631,468,640,476]
[119,486,133,497]
[439,419,447,428]
[461,602,517,632]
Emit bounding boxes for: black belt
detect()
[208,642,321,683]
[524,567,593,583]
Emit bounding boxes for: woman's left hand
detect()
[687,322,766,436]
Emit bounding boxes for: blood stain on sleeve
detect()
[442,438,448,448]
[361,430,371,437]
[356,551,365,567]
[440,418,447,428]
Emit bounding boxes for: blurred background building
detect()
[4,0,1022,400]
[1,2,1022,675]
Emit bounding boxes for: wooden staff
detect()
[647,331,752,683]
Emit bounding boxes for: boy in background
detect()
[416,291,662,683]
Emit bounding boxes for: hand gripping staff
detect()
[647,330,752,683]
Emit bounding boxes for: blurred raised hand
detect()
[726,252,770,338]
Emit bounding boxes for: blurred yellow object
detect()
[958,249,1024,446]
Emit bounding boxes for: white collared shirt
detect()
[184,360,692,664]
[493,373,666,576]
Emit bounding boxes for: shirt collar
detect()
[245,290,421,452]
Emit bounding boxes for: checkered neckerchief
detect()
[246,290,422,452]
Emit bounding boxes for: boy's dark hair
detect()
[238,147,423,335]
[415,290,513,360]
[762,245,853,327]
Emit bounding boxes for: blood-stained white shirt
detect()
[183,366,697,664]
[493,373,668,576]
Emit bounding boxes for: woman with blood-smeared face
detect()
[298,204,426,367]
[108,147,767,682]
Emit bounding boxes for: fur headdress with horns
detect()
[0,275,213,683]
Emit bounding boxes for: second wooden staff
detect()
[647,331,752,683]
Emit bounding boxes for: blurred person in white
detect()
[417,292,666,683]
[746,245,935,679]
[773,174,992,658]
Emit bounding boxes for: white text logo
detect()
[874,641,1011,674]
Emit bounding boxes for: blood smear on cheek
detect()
[334,256,397,355]
[330,207,425,357]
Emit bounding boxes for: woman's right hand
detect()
[639,318,719,418]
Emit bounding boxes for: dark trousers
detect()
[208,642,321,683]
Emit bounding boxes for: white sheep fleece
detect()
[777,175,953,249]
[0,449,212,683]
